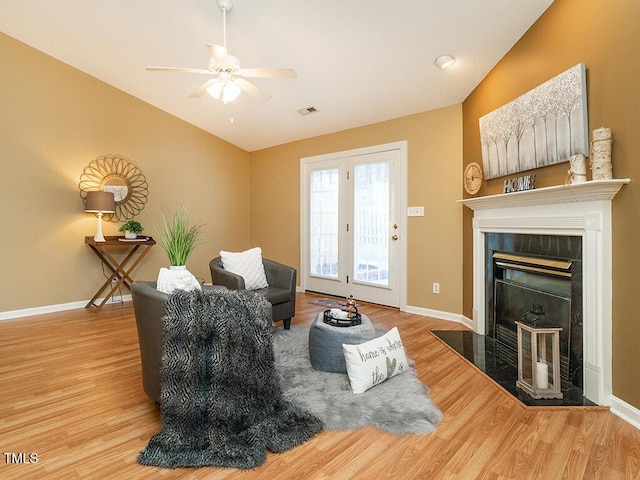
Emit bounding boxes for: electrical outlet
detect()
[407,206,424,217]
[432,282,440,294]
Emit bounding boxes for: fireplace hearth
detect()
[432,329,595,407]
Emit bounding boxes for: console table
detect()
[85,236,156,311]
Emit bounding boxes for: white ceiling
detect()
[0,0,553,152]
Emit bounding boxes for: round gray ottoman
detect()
[308,312,377,373]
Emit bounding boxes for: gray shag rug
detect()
[272,326,442,434]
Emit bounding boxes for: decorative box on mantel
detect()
[457,178,630,406]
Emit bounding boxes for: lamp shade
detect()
[85,191,115,213]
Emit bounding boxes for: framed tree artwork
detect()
[479,63,588,180]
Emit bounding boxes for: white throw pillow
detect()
[342,327,409,394]
[220,247,269,290]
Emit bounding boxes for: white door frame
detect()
[300,141,407,311]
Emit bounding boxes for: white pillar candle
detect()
[536,361,549,389]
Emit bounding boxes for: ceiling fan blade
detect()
[146,66,213,75]
[238,67,297,78]
[207,43,229,65]
[188,78,218,98]
[236,78,271,100]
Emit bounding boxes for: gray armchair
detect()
[131,281,168,403]
[131,282,227,402]
[209,256,296,330]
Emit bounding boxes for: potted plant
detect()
[118,220,143,239]
[155,206,204,293]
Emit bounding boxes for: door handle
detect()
[392,235,398,241]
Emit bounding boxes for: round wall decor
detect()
[463,162,483,195]
[79,154,148,221]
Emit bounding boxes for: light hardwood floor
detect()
[1,292,638,479]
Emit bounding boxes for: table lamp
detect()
[84,191,116,242]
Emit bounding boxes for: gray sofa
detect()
[209,256,296,330]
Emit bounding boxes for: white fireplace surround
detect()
[459,179,630,406]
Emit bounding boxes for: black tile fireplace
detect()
[485,233,583,389]
[433,232,592,407]
[457,179,629,407]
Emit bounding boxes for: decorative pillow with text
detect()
[342,326,409,394]
[220,247,269,290]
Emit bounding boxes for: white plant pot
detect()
[124,231,138,239]
[156,265,202,294]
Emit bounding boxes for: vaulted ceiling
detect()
[0,0,553,151]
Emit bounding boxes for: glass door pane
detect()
[309,168,340,278]
[352,161,390,286]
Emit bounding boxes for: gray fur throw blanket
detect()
[137,288,323,469]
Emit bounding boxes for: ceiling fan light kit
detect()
[146,0,296,104]
[208,78,242,103]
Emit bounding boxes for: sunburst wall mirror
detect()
[79,154,149,221]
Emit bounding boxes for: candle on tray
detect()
[536,361,549,389]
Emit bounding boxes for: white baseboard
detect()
[404,304,468,325]
[610,395,640,430]
[0,295,132,321]
[459,315,474,329]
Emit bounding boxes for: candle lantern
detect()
[515,320,563,399]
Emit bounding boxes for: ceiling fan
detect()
[146,0,296,103]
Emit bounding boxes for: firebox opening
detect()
[494,272,572,381]
[486,233,583,391]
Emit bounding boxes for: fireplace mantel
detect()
[459,178,630,406]
[458,178,630,211]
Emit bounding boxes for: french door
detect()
[301,143,406,308]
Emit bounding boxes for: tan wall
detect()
[249,105,463,313]
[462,0,640,407]
[1,31,463,316]
[0,33,251,312]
